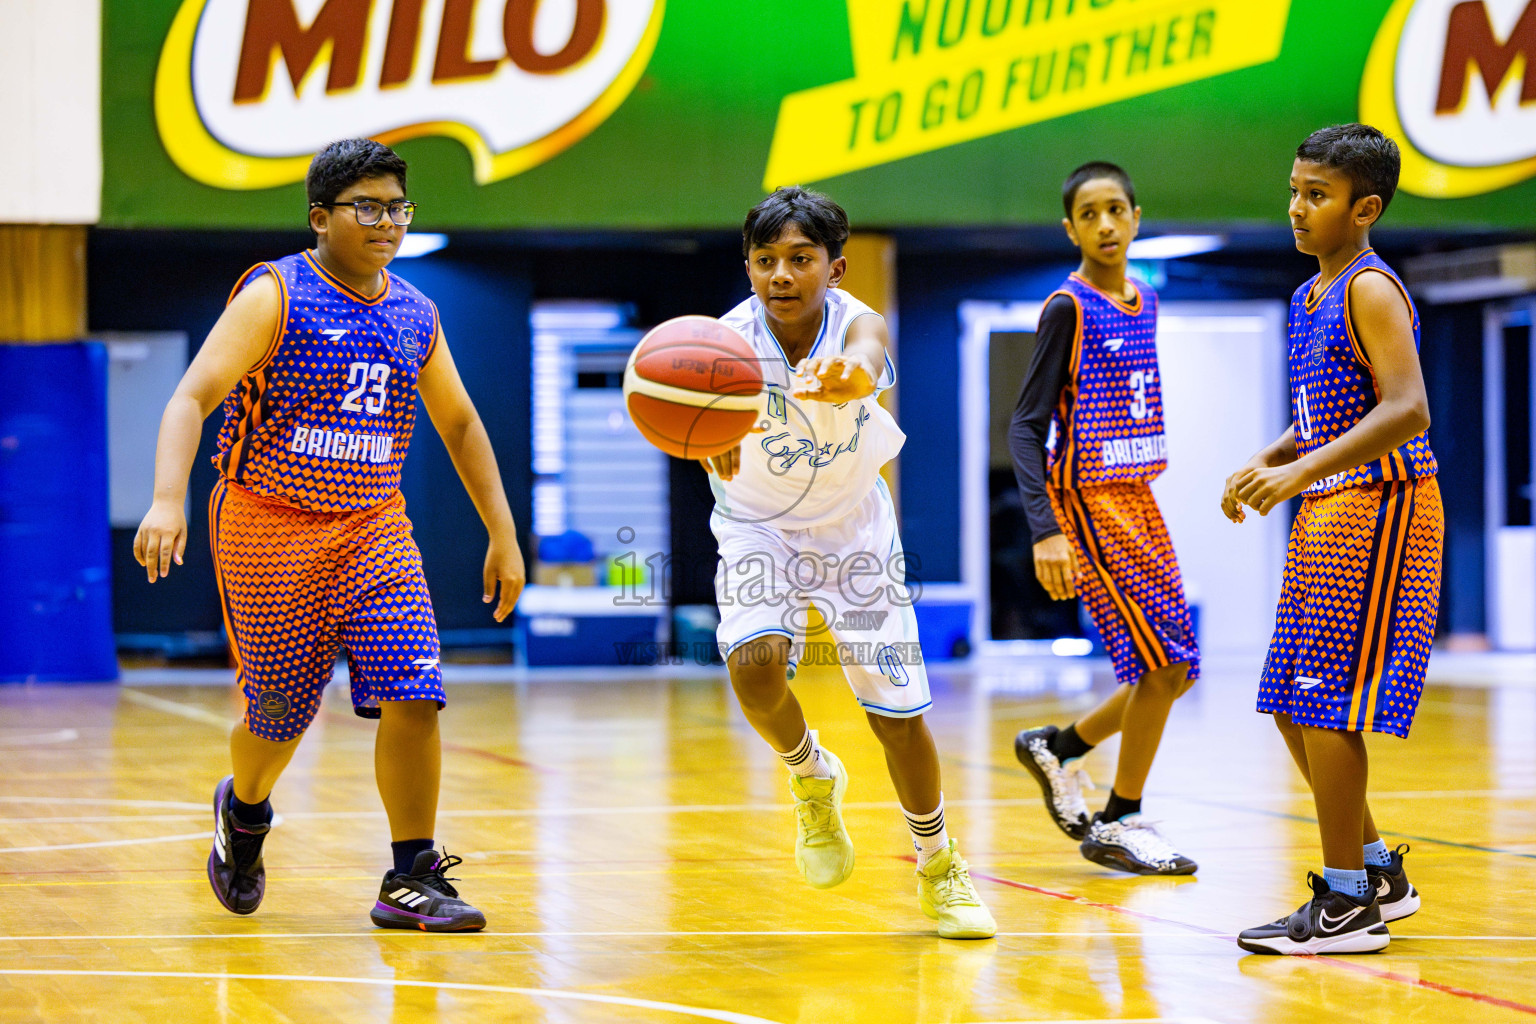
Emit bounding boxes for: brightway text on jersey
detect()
[1100,433,1167,468]
[288,426,396,464]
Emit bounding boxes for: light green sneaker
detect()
[917,840,997,939]
[787,742,854,889]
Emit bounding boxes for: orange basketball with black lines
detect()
[623,316,766,460]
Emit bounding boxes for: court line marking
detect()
[4,788,1536,827]
[0,815,206,824]
[0,832,211,855]
[969,867,1536,1017]
[0,970,785,1024]
[0,798,1042,826]
[0,798,1043,830]
[319,707,550,773]
[0,930,1162,941]
[959,758,1536,862]
[947,757,1536,803]
[0,729,79,746]
[0,930,1531,943]
[120,689,231,727]
[0,797,206,810]
[1165,794,1536,862]
[122,688,550,772]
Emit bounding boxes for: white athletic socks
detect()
[777,729,833,779]
[903,796,948,867]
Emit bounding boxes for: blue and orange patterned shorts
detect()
[1259,476,1443,738]
[1050,483,1201,687]
[209,480,445,741]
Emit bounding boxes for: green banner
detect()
[102,0,1536,228]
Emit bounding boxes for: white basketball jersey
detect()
[712,288,905,530]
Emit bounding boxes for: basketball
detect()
[623,315,766,460]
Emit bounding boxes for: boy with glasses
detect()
[133,138,525,930]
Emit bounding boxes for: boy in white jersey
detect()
[704,187,995,939]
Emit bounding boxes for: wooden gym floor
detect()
[2,651,1534,1023]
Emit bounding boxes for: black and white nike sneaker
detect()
[371,849,486,932]
[1238,872,1389,955]
[207,775,270,915]
[1079,812,1197,875]
[1014,726,1093,839]
[1367,844,1420,923]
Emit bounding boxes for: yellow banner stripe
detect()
[766,0,1290,187]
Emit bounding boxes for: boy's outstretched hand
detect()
[791,353,876,403]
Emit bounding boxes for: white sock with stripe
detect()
[776,729,832,779]
[903,796,948,868]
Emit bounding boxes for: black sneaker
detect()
[1238,873,1389,955]
[1367,844,1420,923]
[1079,812,1197,875]
[207,775,270,915]
[371,850,486,932]
[1013,726,1092,839]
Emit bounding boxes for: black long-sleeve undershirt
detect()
[1007,293,1077,542]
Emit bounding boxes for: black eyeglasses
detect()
[310,199,417,226]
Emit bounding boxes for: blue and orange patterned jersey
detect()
[1047,274,1166,488]
[1288,249,1437,497]
[214,252,440,513]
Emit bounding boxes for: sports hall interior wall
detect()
[88,227,1500,651]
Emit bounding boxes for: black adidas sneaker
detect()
[1367,844,1420,922]
[371,849,486,932]
[1238,872,1389,955]
[207,775,270,915]
[1013,725,1092,839]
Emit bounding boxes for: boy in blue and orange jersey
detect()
[1228,124,1440,956]
[1009,162,1200,876]
[133,139,525,932]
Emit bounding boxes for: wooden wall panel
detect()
[0,225,87,341]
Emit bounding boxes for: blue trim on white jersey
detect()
[722,626,796,660]
[857,697,933,719]
[838,308,896,393]
[756,299,830,370]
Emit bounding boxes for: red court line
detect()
[969,866,1536,1017]
[1321,957,1536,1017]
[441,741,549,772]
[322,710,549,773]
[966,868,1221,936]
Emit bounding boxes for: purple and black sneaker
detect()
[371,849,486,932]
[207,775,270,915]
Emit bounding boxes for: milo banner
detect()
[103,0,1536,227]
